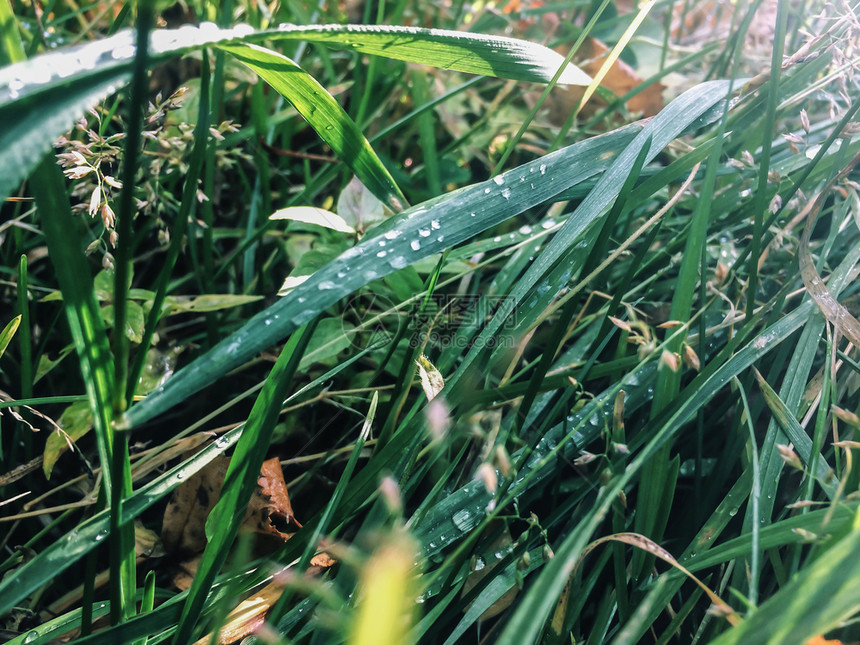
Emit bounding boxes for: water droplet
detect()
[384,230,399,240]
[297,296,306,304]
[493,176,505,185]
[337,271,347,279]
[539,163,547,175]
[501,188,511,200]
[264,319,272,326]
[519,225,532,235]
[431,220,441,230]
[318,280,337,290]
[436,235,445,243]
[176,471,184,480]
[418,228,431,237]
[94,529,108,543]
[376,250,387,258]
[24,631,39,644]
[429,541,437,549]
[411,240,421,251]
[541,220,554,229]
[215,435,230,448]
[472,556,486,571]
[389,256,408,269]
[452,509,478,532]
[378,240,387,247]
[493,236,502,243]
[470,212,476,217]
[484,187,491,193]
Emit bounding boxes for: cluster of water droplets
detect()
[2,22,258,102]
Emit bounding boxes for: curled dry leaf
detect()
[162,455,301,555]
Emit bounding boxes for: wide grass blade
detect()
[445,80,732,392]
[123,123,642,429]
[0,22,589,204]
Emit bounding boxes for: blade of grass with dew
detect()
[122,123,642,430]
[0,22,590,204]
[263,24,592,85]
[444,80,732,394]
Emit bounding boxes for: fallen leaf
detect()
[161,455,301,556]
[246,457,303,541]
[162,457,228,554]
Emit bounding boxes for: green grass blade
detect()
[446,80,732,393]
[264,24,592,85]
[217,42,407,211]
[708,514,860,645]
[172,320,318,643]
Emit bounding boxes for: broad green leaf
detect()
[163,293,263,313]
[34,345,75,383]
[300,317,354,367]
[337,176,387,232]
[101,301,145,343]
